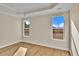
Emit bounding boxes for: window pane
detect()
[51,16,64,40]
[24,29,29,36]
[24,22,30,28]
[23,18,30,37]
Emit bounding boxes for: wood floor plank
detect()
[0,42,70,56]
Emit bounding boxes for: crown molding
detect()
[23,4,74,17]
[0,4,17,12]
[0,3,74,18]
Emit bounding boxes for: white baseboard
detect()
[0,39,69,51]
[0,40,21,48]
[22,40,69,51]
[69,49,73,56]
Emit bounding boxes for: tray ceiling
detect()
[0,3,74,17]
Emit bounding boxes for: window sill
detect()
[23,36,30,38]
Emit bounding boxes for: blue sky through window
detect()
[51,16,64,29]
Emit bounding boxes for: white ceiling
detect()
[0,3,74,17]
[3,3,56,13]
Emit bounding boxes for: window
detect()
[23,18,30,37]
[51,16,64,40]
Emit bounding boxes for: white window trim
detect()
[23,19,30,37]
[51,16,65,42]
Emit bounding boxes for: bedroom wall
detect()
[70,4,79,32]
[23,11,70,50]
[0,13,21,48]
[70,4,79,55]
[0,10,70,50]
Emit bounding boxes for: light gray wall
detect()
[0,13,21,48]
[23,12,70,50]
[70,4,79,32]
[0,10,70,50]
[70,4,79,55]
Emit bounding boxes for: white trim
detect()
[53,39,65,42]
[0,4,74,18]
[71,20,79,55]
[23,4,73,17]
[69,49,73,56]
[23,19,31,38]
[0,40,21,48]
[0,38,69,51]
[22,40,69,51]
[51,16,65,42]
[0,4,17,12]
[23,36,30,38]
[50,21,53,40]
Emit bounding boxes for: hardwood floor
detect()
[0,42,70,56]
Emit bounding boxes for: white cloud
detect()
[25,21,30,25]
[53,24,58,28]
[53,23,64,28]
[59,23,64,28]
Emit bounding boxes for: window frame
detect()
[23,18,31,37]
[51,16,65,41]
